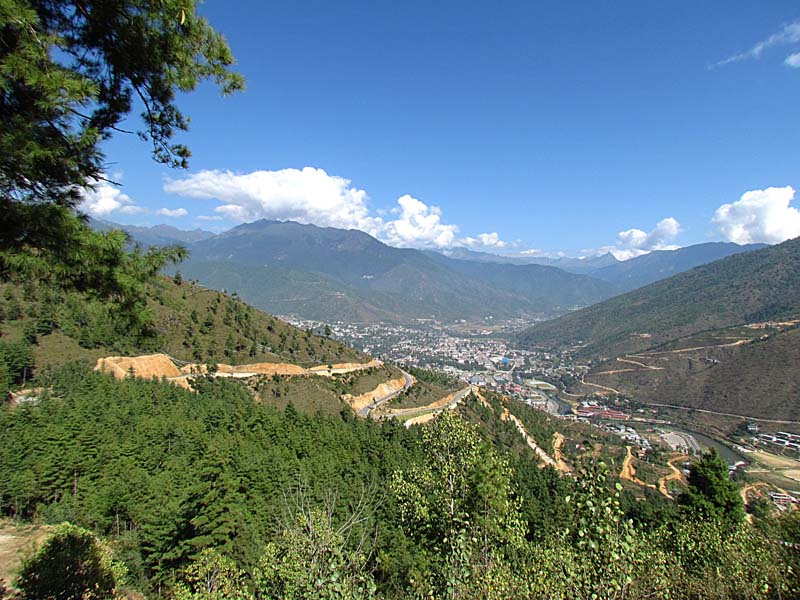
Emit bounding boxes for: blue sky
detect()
[82,1,800,259]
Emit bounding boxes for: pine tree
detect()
[1,0,241,301]
[679,448,744,530]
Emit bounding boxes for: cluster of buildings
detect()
[283,318,518,374]
[769,491,800,509]
[757,431,800,455]
[602,423,652,451]
[573,399,630,421]
[280,317,589,415]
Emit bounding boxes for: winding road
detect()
[385,385,472,420]
[357,369,415,417]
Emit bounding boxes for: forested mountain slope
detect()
[128,219,620,322]
[426,254,620,310]
[1,366,795,599]
[519,236,800,360]
[0,275,365,379]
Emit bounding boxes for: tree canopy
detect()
[679,448,745,530]
[0,0,242,295]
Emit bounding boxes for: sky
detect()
[82,1,800,260]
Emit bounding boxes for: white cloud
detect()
[713,21,800,68]
[785,52,800,68]
[79,179,144,217]
[460,232,510,250]
[613,217,681,260]
[157,207,188,218]
[164,167,383,235]
[585,217,682,261]
[382,194,458,248]
[166,169,467,249]
[712,186,800,244]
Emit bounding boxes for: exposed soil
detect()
[619,446,658,492]
[342,376,407,411]
[658,454,688,497]
[95,353,381,389]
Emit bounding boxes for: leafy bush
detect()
[15,523,124,600]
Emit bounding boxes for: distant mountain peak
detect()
[89,218,216,245]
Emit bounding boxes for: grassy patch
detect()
[253,375,343,416]
[340,365,404,395]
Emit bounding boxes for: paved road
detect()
[385,385,472,420]
[357,369,414,417]
[643,402,800,425]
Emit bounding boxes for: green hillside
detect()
[167,219,618,322]
[519,236,800,360]
[176,260,472,323]
[0,275,366,377]
[3,366,795,599]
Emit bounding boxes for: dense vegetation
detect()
[0,276,365,396]
[519,236,800,360]
[1,367,798,598]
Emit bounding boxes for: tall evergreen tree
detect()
[679,448,744,530]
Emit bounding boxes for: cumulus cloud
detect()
[79,179,144,217]
[382,195,458,248]
[156,207,188,218]
[585,217,682,261]
[164,167,382,235]
[459,232,510,250]
[713,20,800,68]
[712,186,800,244]
[165,168,467,249]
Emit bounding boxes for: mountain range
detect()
[436,247,621,274]
[109,219,619,322]
[440,242,766,291]
[102,219,765,323]
[518,236,800,359]
[518,237,800,420]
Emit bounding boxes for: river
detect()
[658,424,745,465]
[618,421,745,464]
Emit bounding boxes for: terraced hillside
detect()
[519,236,800,361]
[574,323,800,422]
